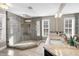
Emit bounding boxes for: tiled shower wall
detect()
[7,12,24,44]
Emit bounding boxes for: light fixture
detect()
[54,13,63,18]
[55,13,58,18]
[59,13,62,18]
[54,3,65,18]
[25,20,31,22]
[0,3,12,9]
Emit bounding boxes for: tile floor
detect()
[0,41,45,56]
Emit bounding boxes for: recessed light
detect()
[28,6,33,9]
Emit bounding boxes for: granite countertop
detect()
[44,43,79,56]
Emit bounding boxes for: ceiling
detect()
[7,3,60,18]
[62,3,79,14]
[6,3,79,18]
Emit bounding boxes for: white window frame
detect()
[42,19,50,37]
[64,17,75,37]
[36,21,40,36]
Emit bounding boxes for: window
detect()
[64,17,75,37]
[42,19,50,37]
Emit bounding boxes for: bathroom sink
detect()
[50,39,65,45]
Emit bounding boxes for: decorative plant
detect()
[68,36,74,46]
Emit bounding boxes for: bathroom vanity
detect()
[44,42,79,56]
